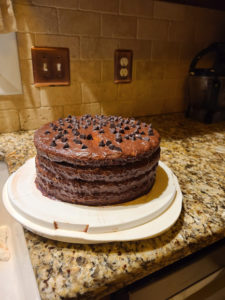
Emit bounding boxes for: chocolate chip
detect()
[58,127,63,131]
[116,134,122,143]
[99,129,105,134]
[83,125,88,129]
[140,131,145,135]
[99,140,105,147]
[109,144,116,150]
[124,126,130,130]
[61,137,68,143]
[134,129,139,134]
[110,128,117,134]
[45,130,51,134]
[119,129,125,134]
[148,130,154,136]
[67,125,72,129]
[74,139,82,144]
[93,125,100,131]
[131,124,136,128]
[124,134,129,140]
[130,135,136,141]
[63,130,68,135]
[53,125,58,131]
[81,144,88,149]
[87,134,93,140]
[73,130,80,136]
[63,143,69,149]
[106,140,112,146]
[68,115,72,118]
[143,137,150,141]
[55,133,63,139]
[80,134,87,139]
[114,146,122,152]
[50,140,57,147]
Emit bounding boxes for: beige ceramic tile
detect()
[150,79,177,101]
[179,42,203,63]
[120,0,153,17]
[153,1,186,21]
[64,103,101,117]
[79,0,119,13]
[14,4,58,33]
[81,82,117,103]
[40,83,82,106]
[32,0,79,8]
[151,41,180,62]
[164,63,189,79]
[22,84,41,107]
[137,18,169,40]
[39,106,64,125]
[81,37,118,60]
[118,39,151,60]
[35,34,80,59]
[70,61,101,83]
[101,14,137,38]
[168,21,195,43]
[101,61,114,82]
[0,110,20,133]
[118,80,152,102]
[58,10,100,36]
[16,32,35,60]
[19,108,41,130]
[101,100,133,117]
[136,61,164,80]
[19,59,34,84]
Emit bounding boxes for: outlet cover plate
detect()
[31,47,70,87]
[114,49,133,83]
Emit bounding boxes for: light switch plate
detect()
[31,47,70,87]
[114,49,133,83]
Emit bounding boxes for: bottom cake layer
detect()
[35,173,156,206]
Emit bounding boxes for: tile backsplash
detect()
[0,0,225,132]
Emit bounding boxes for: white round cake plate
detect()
[2,160,182,244]
[6,158,176,234]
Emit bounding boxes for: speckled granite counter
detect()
[0,113,225,300]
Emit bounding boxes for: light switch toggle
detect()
[43,63,48,72]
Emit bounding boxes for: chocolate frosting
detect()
[34,115,160,167]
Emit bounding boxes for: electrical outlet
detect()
[114,49,133,83]
[31,47,70,87]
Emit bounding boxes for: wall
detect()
[0,0,225,132]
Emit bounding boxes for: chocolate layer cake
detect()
[34,115,160,206]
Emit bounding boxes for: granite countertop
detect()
[0,113,225,300]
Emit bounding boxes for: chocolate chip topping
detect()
[35,115,160,163]
[61,137,68,143]
[74,139,82,144]
[106,140,112,146]
[63,143,69,149]
[50,140,57,147]
[99,140,105,147]
[87,134,93,140]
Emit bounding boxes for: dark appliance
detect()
[186,42,225,123]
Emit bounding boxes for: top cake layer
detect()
[34,115,160,167]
